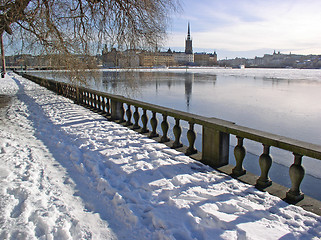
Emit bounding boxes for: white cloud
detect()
[167,0,321,55]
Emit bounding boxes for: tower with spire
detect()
[185,22,193,54]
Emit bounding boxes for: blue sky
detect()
[165,0,321,59]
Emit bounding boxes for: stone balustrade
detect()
[19,72,321,206]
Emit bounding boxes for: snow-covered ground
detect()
[0,72,320,239]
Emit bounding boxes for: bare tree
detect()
[0,0,180,78]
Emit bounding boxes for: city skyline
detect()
[165,0,321,60]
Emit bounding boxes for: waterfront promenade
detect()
[0,72,320,239]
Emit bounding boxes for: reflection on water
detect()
[99,71,217,110]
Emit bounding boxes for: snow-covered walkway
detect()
[0,72,320,239]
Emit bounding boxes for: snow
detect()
[0,72,320,239]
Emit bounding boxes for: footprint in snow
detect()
[7,188,28,219]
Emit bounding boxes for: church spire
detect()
[185,22,193,54]
[187,22,191,40]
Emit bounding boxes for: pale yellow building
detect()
[139,52,175,67]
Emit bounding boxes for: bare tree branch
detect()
[0,0,180,78]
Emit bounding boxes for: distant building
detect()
[101,22,219,68]
[173,52,194,65]
[102,46,118,68]
[194,53,209,65]
[119,49,140,68]
[139,51,174,67]
[194,51,217,66]
[218,51,321,69]
[209,52,218,65]
[102,46,140,68]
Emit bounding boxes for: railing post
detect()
[106,98,110,115]
[101,97,106,113]
[93,94,97,109]
[91,93,95,108]
[232,136,246,176]
[201,125,229,168]
[125,105,133,126]
[119,102,125,123]
[85,92,89,105]
[140,109,149,133]
[81,90,85,105]
[149,112,159,138]
[132,106,140,130]
[88,93,91,106]
[77,89,82,104]
[172,118,183,148]
[256,144,272,189]
[111,99,123,121]
[286,153,305,203]
[88,92,91,106]
[89,92,93,107]
[97,95,101,111]
[160,114,170,142]
[186,123,197,156]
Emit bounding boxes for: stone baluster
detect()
[78,91,82,104]
[80,91,84,104]
[86,92,90,106]
[149,112,159,138]
[141,109,149,133]
[90,93,94,107]
[69,86,72,99]
[232,136,246,176]
[87,92,91,106]
[97,95,101,111]
[286,153,305,202]
[160,114,170,142]
[97,95,100,110]
[125,105,133,126]
[57,83,61,95]
[65,85,69,97]
[132,106,140,130]
[172,118,183,148]
[99,96,103,111]
[72,87,75,98]
[119,102,125,123]
[256,144,272,188]
[69,86,72,98]
[81,91,86,104]
[95,95,98,109]
[186,122,197,155]
[101,97,106,113]
[93,94,96,108]
[84,92,87,105]
[71,87,74,99]
[106,98,110,115]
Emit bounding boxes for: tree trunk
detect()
[0,33,6,78]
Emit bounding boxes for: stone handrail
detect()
[19,72,321,204]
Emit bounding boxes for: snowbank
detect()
[0,73,320,239]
